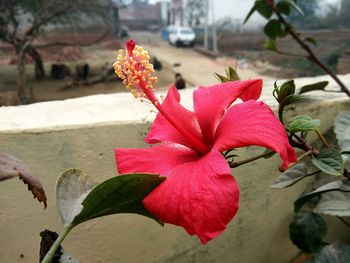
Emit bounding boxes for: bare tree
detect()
[0,0,113,103]
[185,0,205,27]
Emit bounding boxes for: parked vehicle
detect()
[168,26,196,47]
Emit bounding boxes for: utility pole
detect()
[211,0,218,52]
[204,0,209,49]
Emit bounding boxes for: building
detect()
[119,0,163,30]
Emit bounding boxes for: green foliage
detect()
[263,39,277,51]
[264,19,286,40]
[289,211,327,253]
[311,148,344,176]
[72,172,165,226]
[271,162,309,188]
[298,81,329,94]
[288,115,320,134]
[305,37,318,47]
[273,79,296,103]
[244,0,273,24]
[273,80,306,108]
[55,168,165,228]
[312,190,350,217]
[214,67,240,83]
[294,179,350,213]
[276,1,292,16]
[334,111,350,144]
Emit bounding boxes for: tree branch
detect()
[25,3,75,38]
[265,0,350,98]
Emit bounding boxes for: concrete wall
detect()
[0,83,349,263]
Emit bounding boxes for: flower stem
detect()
[229,150,274,168]
[41,225,74,263]
[297,150,313,162]
[315,130,330,148]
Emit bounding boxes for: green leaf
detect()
[271,163,308,188]
[334,111,350,143]
[244,4,257,24]
[256,1,273,19]
[215,67,240,83]
[214,73,229,83]
[277,79,296,103]
[56,168,94,226]
[313,190,350,217]
[286,0,304,15]
[294,179,350,213]
[276,1,291,15]
[264,19,285,40]
[298,81,329,94]
[340,139,350,154]
[281,94,307,107]
[289,211,327,253]
[308,242,350,263]
[71,173,165,226]
[305,36,318,47]
[288,115,320,134]
[264,38,277,51]
[311,148,344,176]
[227,67,240,80]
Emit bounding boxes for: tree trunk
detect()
[27,46,45,80]
[16,47,32,104]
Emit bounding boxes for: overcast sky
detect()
[149,0,341,23]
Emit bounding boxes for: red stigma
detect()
[126,39,136,56]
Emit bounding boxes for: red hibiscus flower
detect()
[113,40,297,244]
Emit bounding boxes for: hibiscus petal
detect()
[193,79,262,145]
[143,150,239,244]
[145,85,204,149]
[115,143,199,176]
[214,100,297,170]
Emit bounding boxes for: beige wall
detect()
[0,93,349,263]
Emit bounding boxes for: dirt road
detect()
[131,31,274,88]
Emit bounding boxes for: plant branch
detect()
[41,225,74,263]
[229,150,274,168]
[315,130,330,148]
[274,48,307,58]
[337,216,350,229]
[26,4,75,38]
[297,150,313,162]
[265,0,350,98]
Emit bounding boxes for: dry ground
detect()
[0,41,175,104]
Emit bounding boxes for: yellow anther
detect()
[113,43,158,100]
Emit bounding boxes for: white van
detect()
[168,26,196,47]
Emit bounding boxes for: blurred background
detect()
[1,0,349,106]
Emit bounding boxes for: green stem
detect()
[41,225,74,263]
[315,130,330,148]
[297,150,313,162]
